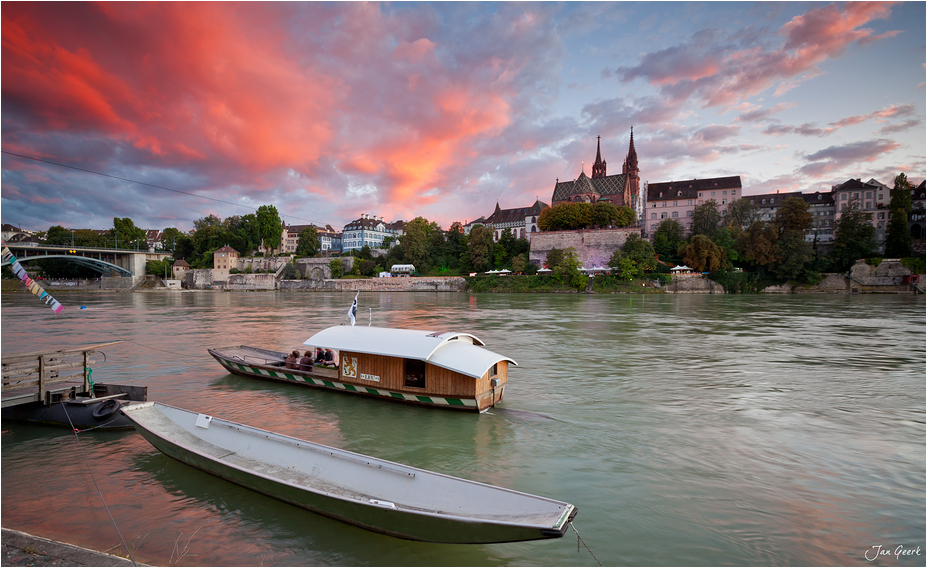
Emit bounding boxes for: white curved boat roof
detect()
[304,326,516,379]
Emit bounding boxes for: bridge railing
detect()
[8,243,172,254]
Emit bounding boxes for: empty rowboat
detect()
[121,402,577,543]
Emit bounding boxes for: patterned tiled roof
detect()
[214,245,239,254]
[552,172,629,201]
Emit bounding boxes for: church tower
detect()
[592,136,607,179]
[622,127,640,204]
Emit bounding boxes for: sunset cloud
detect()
[614,1,900,109]
[1,2,922,233]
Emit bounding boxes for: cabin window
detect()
[404,359,426,388]
[491,363,498,376]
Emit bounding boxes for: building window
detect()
[687,211,693,217]
[673,201,678,207]
[699,192,703,197]
[723,191,727,195]
[732,190,736,195]
[866,202,871,209]
[688,200,693,205]
[672,211,678,218]
[651,213,657,219]
[711,191,716,197]
[661,213,667,219]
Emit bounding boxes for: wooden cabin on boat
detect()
[208,326,515,412]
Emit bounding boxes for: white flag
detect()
[347,292,358,326]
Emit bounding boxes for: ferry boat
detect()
[208,325,515,412]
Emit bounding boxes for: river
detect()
[2,291,924,566]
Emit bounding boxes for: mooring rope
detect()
[569,521,603,566]
[61,404,138,566]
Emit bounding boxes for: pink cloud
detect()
[798,139,900,177]
[615,2,900,109]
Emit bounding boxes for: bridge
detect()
[2,243,171,277]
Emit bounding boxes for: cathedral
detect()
[550,129,641,220]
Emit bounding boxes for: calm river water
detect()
[2,291,924,566]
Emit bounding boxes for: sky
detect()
[2,1,925,234]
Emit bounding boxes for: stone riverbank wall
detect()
[529,228,640,268]
[761,259,923,294]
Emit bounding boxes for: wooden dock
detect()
[1,342,122,408]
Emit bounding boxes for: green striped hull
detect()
[216,358,480,411]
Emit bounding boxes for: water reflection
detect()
[2,291,924,566]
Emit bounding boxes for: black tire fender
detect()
[92,399,120,419]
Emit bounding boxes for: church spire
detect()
[626,126,638,171]
[592,135,607,179]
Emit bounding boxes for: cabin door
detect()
[403,359,426,389]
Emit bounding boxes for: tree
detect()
[615,233,657,277]
[551,247,585,289]
[295,227,320,257]
[112,217,146,249]
[358,259,377,276]
[682,234,728,272]
[774,197,813,236]
[652,219,684,260]
[146,259,172,277]
[771,196,815,282]
[690,200,722,240]
[607,253,637,281]
[328,259,344,279]
[884,173,913,257]
[544,247,565,270]
[468,225,494,272]
[511,253,528,273]
[725,198,760,230]
[401,217,439,271]
[737,221,778,269]
[161,227,183,253]
[193,214,222,232]
[255,205,283,255]
[444,222,468,271]
[712,226,739,264]
[774,230,815,282]
[537,202,594,230]
[615,205,637,227]
[830,198,876,271]
[45,225,74,246]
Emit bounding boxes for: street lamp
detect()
[70,228,74,247]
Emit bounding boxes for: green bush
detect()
[901,257,926,274]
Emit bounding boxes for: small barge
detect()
[208,325,515,412]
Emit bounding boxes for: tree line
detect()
[645,173,920,288]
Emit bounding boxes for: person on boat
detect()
[315,348,325,363]
[298,351,314,372]
[323,349,334,363]
[286,350,300,369]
